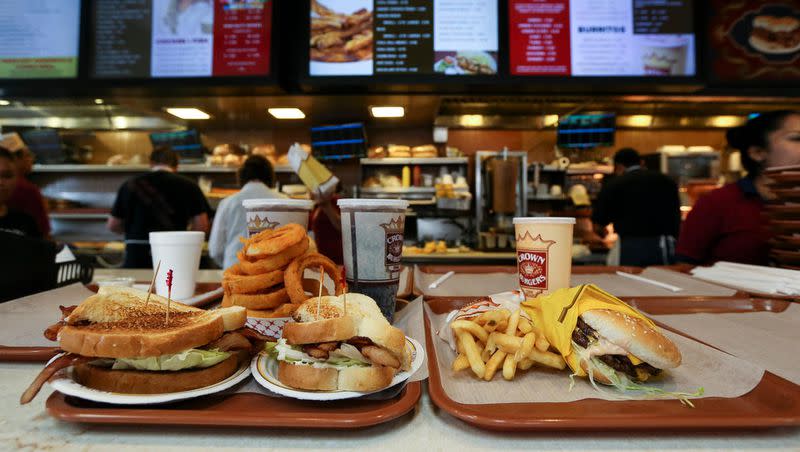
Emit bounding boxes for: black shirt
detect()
[111,170,210,240]
[0,208,41,238]
[592,168,681,238]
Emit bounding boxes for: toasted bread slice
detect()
[277,361,396,392]
[60,286,246,358]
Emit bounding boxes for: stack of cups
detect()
[512,217,576,299]
[149,231,205,300]
[338,199,409,322]
[242,199,314,236]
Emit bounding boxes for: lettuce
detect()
[265,339,371,370]
[571,341,704,407]
[111,349,231,371]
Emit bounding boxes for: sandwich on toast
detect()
[21,286,272,403]
[267,293,410,392]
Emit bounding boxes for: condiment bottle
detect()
[401,165,411,188]
[412,165,422,186]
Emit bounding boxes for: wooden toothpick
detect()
[165,269,174,324]
[145,260,161,309]
[316,265,324,318]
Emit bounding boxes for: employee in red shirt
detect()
[677,110,800,265]
[8,146,51,238]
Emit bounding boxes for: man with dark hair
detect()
[5,142,51,238]
[592,147,681,266]
[108,146,211,268]
[209,155,286,269]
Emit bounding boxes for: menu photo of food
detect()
[433,51,498,75]
[309,0,373,76]
[730,4,800,60]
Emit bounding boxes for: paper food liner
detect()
[424,296,765,404]
[654,304,800,385]
[237,295,428,399]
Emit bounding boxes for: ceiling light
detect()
[543,114,559,127]
[112,116,129,129]
[165,108,211,120]
[94,98,104,105]
[0,99,10,106]
[627,115,653,127]
[268,108,305,119]
[370,106,405,118]
[460,114,484,128]
[710,116,743,128]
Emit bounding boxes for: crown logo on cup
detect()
[516,231,556,250]
[379,217,405,234]
[248,215,280,230]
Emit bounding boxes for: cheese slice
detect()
[627,354,643,366]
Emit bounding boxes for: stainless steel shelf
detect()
[33,164,294,174]
[360,157,468,166]
[360,186,435,194]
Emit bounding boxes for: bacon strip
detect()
[20,353,90,404]
[43,305,79,342]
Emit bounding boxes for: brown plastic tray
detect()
[0,282,224,363]
[46,381,421,429]
[424,296,800,431]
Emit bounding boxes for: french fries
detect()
[450,308,566,381]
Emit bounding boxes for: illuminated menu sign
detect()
[310,0,498,76]
[0,0,81,79]
[509,0,695,76]
[93,0,271,78]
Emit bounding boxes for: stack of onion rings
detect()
[284,252,345,304]
[223,224,311,317]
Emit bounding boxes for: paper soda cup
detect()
[242,198,313,236]
[513,217,575,299]
[338,198,409,321]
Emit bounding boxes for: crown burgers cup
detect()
[338,198,409,322]
[149,231,204,300]
[242,198,314,237]
[513,217,576,300]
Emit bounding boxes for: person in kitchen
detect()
[592,147,681,266]
[0,147,57,301]
[108,147,211,268]
[2,139,51,238]
[677,110,800,265]
[209,155,286,269]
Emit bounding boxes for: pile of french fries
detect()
[451,308,566,381]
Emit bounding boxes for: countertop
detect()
[3,362,799,451]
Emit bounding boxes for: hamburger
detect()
[21,286,272,403]
[750,15,800,54]
[267,293,410,392]
[567,309,681,387]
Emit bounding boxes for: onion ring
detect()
[224,288,289,310]
[284,253,344,304]
[223,269,284,295]
[302,278,330,297]
[238,237,309,275]
[243,224,306,259]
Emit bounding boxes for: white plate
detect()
[49,355,251,405]
[251,337,424,401]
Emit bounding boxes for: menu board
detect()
[509,0,695,76]
[93,0,272,78]
[0,0,81,79]
[708,0,800,82]
[309,0,498,76]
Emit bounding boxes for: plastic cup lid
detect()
[513,217,576,225]
[337,198,409,209]
[242,198,313,209]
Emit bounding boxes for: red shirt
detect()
[676,179,769,265]
[8,177,50,237]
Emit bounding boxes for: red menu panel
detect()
[212,0,272,76]
[509,0,570,75]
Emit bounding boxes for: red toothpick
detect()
[165,269,174,324]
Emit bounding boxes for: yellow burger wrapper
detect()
[521,284,657,376]
[287,143,338,197]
